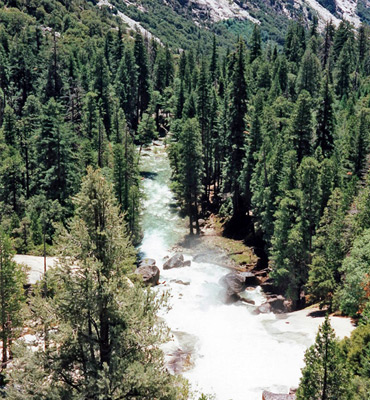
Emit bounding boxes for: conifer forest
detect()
[0,0,370,399]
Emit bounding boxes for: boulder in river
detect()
[238,271,260,287]
[220,272,247,297]
[139,258,156,268]
[262,390,295,400]
[163,253,189,269]
[135,264,160,286]
[256,295,291,314]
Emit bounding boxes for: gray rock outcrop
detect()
[136,264,160,286]
[163,253,190,269]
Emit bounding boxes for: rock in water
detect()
[135,265,160,286]
[238,271,260,287]
[163,253,187,269]
[139,258,156,268]
[256,295,291,314]
[220,272,246,297]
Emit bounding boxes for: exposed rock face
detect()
[262,390,296,400]
[239,271,260,287]
[163,253,190,269]
[135,264,160,286]
[220,272,246,297]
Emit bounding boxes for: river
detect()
[139,141,352,400]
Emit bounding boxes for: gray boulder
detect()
[139,258,156,268]
[135,265,160,286]
[239,271,260,287]
[256,295,291,314]
[163,253,187,270]
[220,273,246,297]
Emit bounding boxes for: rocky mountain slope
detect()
[102,0,368,49]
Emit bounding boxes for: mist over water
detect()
[139,143,313,400]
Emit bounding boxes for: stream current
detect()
[139,142,313,400]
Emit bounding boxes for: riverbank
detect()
[186,214,355,338]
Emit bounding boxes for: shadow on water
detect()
[307,310,327,318]
[140,171,158,179]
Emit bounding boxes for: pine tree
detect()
[93,49,111,138]
[36,99,79,204]
[321,21,335,68]
[134,31,150,124]
[296,48,321,97]
[209,35,218,85]
[0,230,27,371]
[290,90,313,163]
[7,168,184,399]
[196,59,211,209]
[178,118,203,235]
[316,71,335,156]
[308,189,346,309]
[335,39,353,99]
[20,95,41,198]
[298,156,321,252]
[250,24,262,63]
[115,46,138,130]
[113,119,141,243]
[44,33,63,101]
[296,316,348,400]
[339,229,370,317]
[2,105,17,147]
[223,40,248,218]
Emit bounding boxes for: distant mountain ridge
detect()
[104,0,369,49]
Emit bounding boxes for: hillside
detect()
[100,0,369,48]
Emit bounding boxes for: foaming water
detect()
[139,142,313,399]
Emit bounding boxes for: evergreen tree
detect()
[298,156,321,252]
[134,31,150,124]
[115,46,138,130]
[178,118,203,235]
[209,35,218,85]
[36,99,79,204]
[339,229,370,317]
[316,71,335,156]
[296,316,348,400]
[335,39,353,99]
[2,105,17,147]
[308,189,346,309]
[250,24,262,63]
[93,49,111,137]
[223,40,248,218]
[0,230,27,371]
[296,48,321,97]
[44,34,63,101]
[290,90,313,163]
[196,59,211,209]
[20,95,41,198]
[7,168,184,399]
[321,21,335,68]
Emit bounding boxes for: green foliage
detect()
[339,229,370,317]
[7,168,185,398]
[308,189,347,308]
[297,316,349,400]
[174,118,203,235]
[0,230,27,371]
